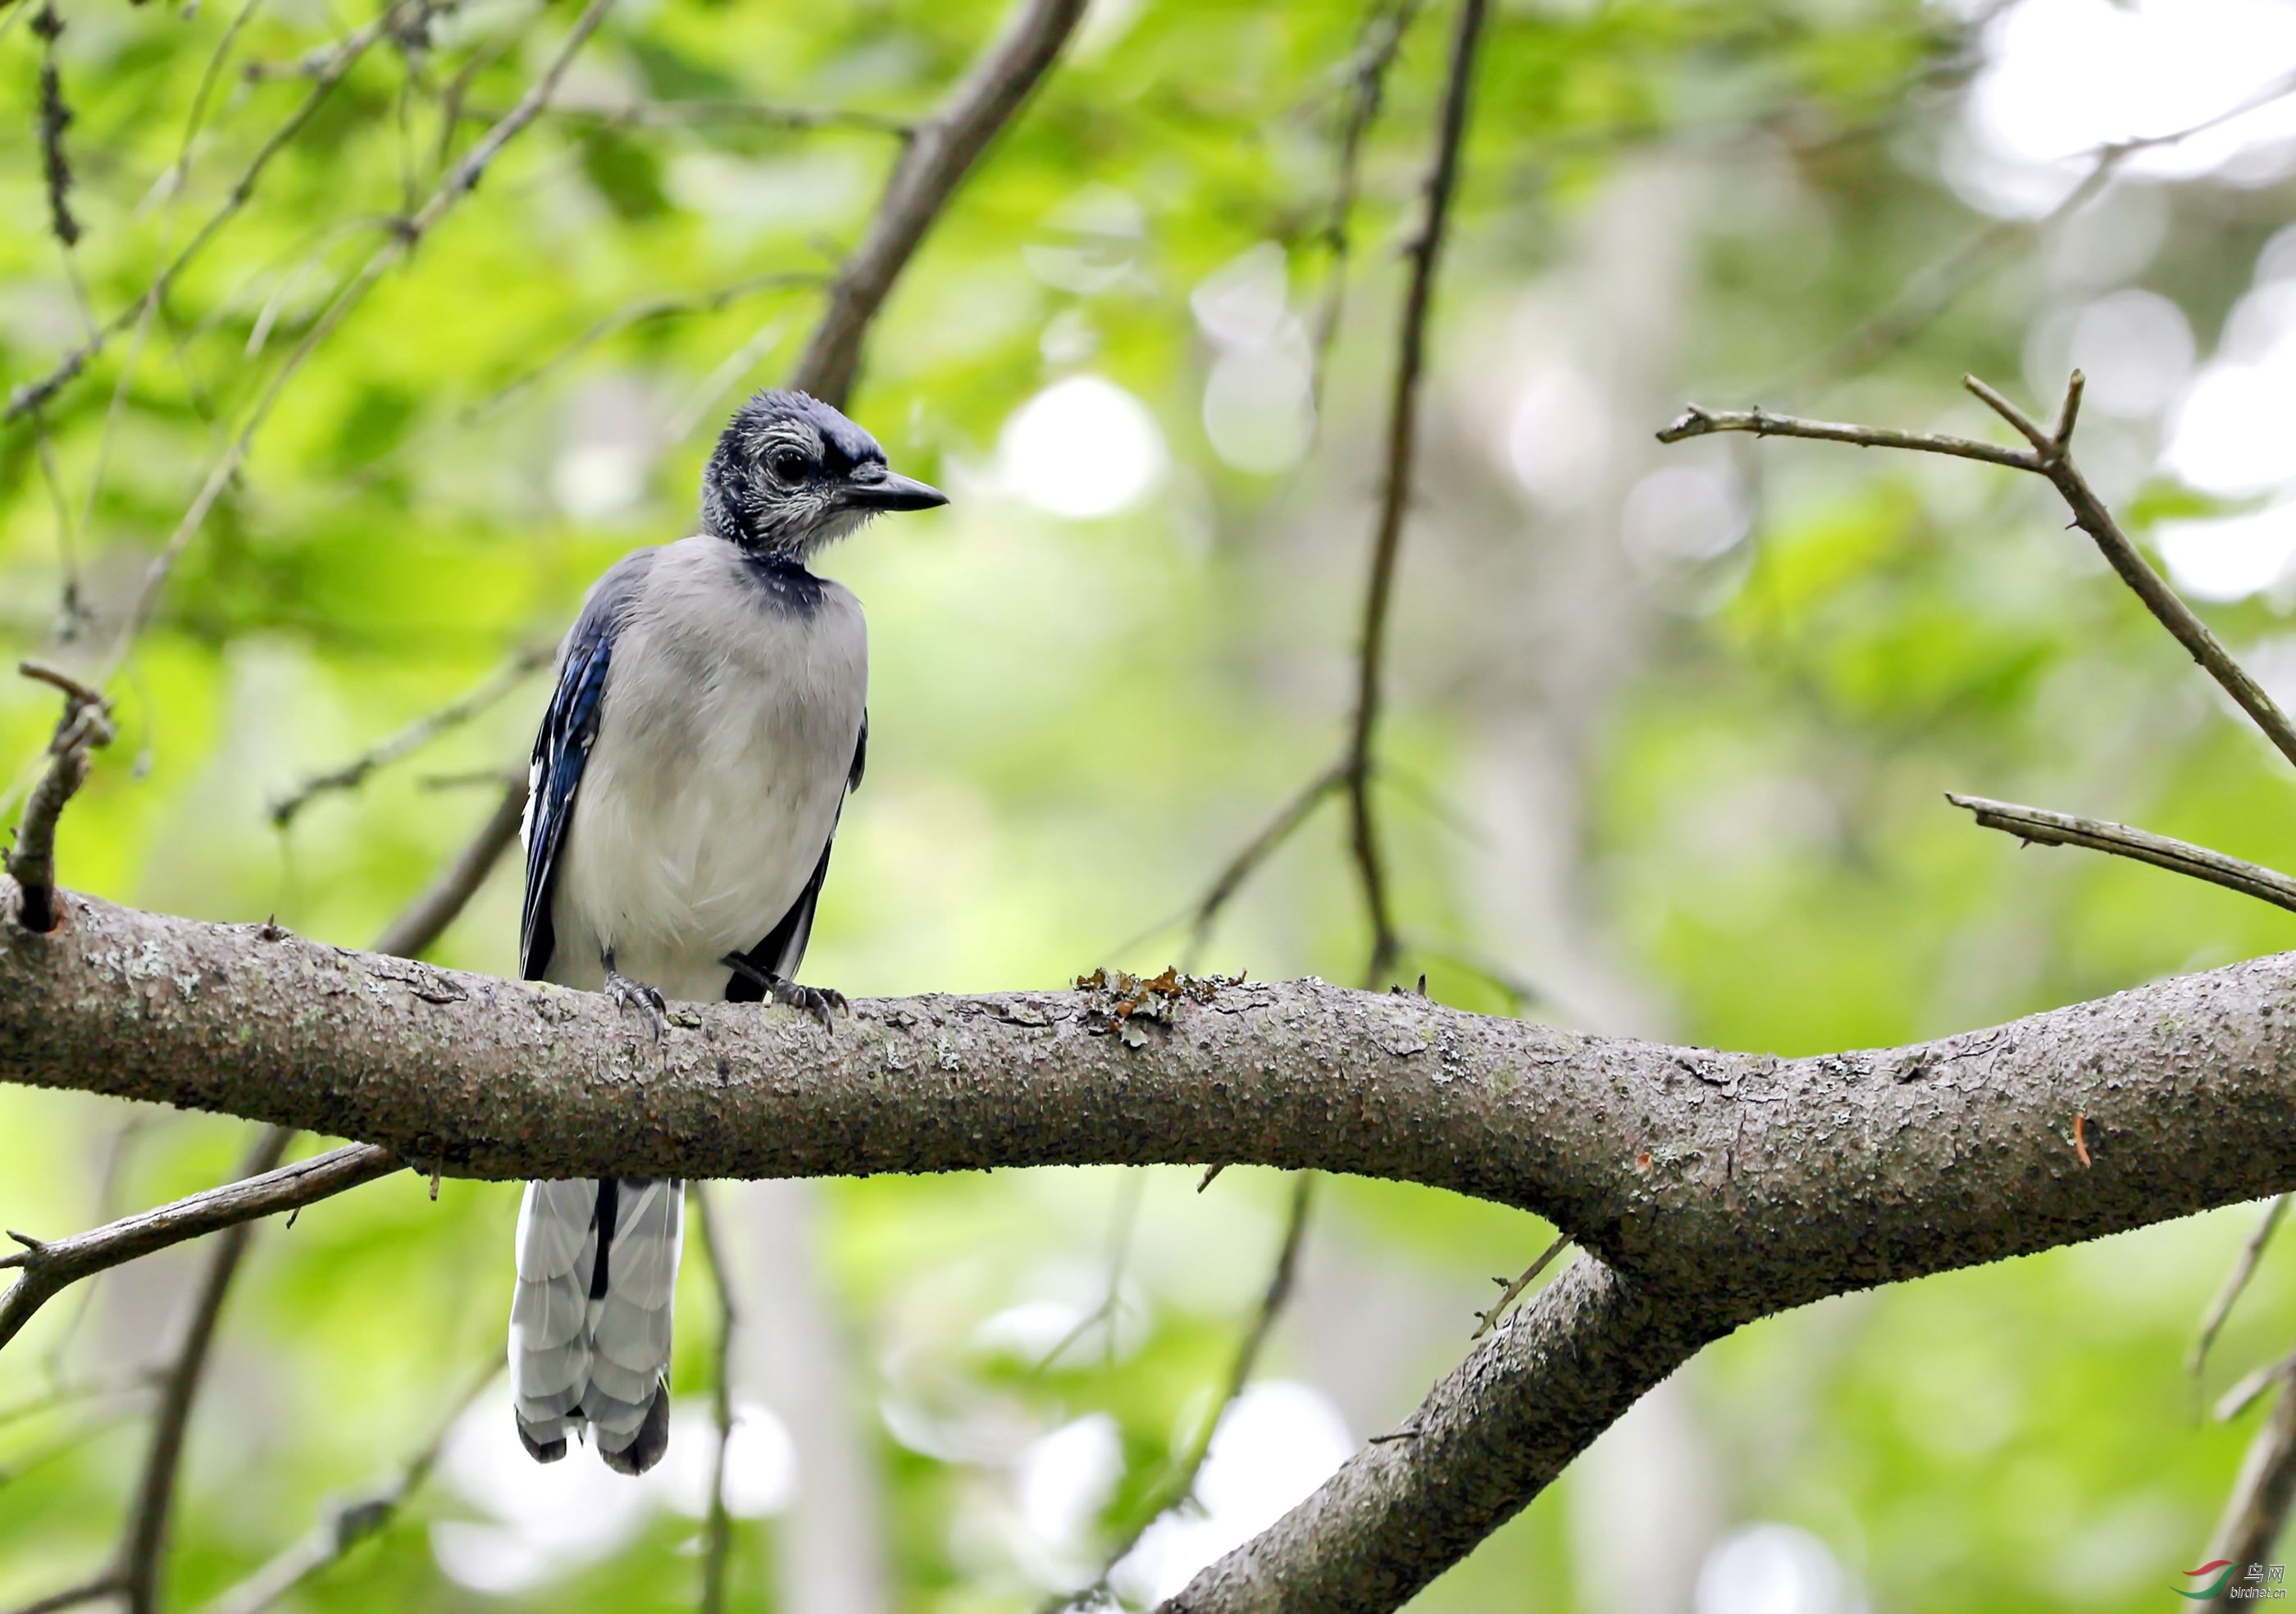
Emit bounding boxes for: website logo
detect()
[2180,1561,2290,1601]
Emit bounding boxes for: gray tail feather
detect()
[508,1176,684,1474]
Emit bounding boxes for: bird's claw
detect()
[605,969,667,1042]
[771,976,846,1032]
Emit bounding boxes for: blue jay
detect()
[508,390,945,1473]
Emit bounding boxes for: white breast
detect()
[547,536,866,1004]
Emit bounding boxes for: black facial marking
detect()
[699,389,900,562]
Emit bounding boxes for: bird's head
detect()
[700,390,946,563]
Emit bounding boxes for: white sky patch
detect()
[997,374,1167,518]
[1695,1523,1869,1614]
[2156,502,2296,603]
[655,1402,798,1520]
[1192,244,1317,475]
[1015,1413,1125,1576]
[1506,363,1613,508]
[1956,0,2296,217]
[1109,1381,1354,1606]
[2025,289,2195,418]
[434,1389,659,1593]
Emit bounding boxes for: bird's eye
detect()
[768,448,810,481]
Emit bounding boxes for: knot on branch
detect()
[7,660,114,935]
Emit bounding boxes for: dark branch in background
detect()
[116,1127,293,1614]
[32,5,78,250]
[1052,1174,1317,1614]
[194,1362,494,1614]
[1947,796,2296,918]
[786,0,1087,407]
[6,662,113,935]
[270,644,551,828]
[1342,0,1486,987]
[96,0,624,686]
[6,0,430,426]
[0,1143,399,1353]
[693,1187,738,1614]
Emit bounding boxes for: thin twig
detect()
[1947,796,2296,917]
[5,0,430,426]
[1033,1171,1147,1374]
[193,1361,494,1614]
[6,661,116,934]
[0,1143,399,1354]
[1469,1234,1573,1340]
[1,1577,125,1614]
[117,1124,295,1614]
[1659,375,2296,777]
[1050,1174,1316,1612]
[481,98,914,135]
[95,0,623,688]
[1305,0,1424,415]
[2194,1198,2291,1386]
[692,1186,737,1614]
[270,645,552,828]
[1342,0,1487,987]
[788,0,1088,406]
[1173,768,1344,969]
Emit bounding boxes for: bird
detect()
[508,389,945,1474]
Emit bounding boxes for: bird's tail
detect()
[508,1176,683,1474]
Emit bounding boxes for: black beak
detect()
[842,465,948,513]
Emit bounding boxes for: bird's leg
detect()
[602,948,667,1042]
[719,953,847,1032]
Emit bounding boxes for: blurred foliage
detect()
[5,0,2296,1610]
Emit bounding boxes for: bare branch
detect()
[270,645,551,828]
[0,1143,399,1354]
[1172,768,1343,968]
[693,1186,737,1614]
[1343,0,1488,986]
[1,1577,124,1614]
[194,1361,494,1614]
[1469,1233,1571,1340]
[512,98,915,136]
[118,1125,294,1614]
[1947,796,2296,917]
[6,661,115,934]
[2194,1197,2289,1386]
[789,0,1087,406]
[1659,376,2296,776]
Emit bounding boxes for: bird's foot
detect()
[720,954,845,1031]
[603,955,667,1042]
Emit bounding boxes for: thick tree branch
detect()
[1947,796,2296,917]
[1164,1259,1733,1613]
[11,892,2296,1305]
[1343,0,1487,985]
[786,0,1086,407]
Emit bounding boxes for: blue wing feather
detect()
[522,551,658,981]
